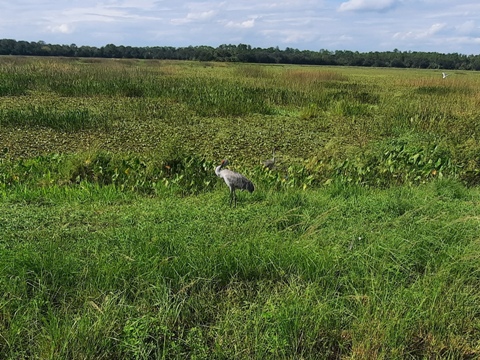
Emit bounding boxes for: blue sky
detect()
[1,0,480,54]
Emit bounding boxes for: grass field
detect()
[1,56,480,359]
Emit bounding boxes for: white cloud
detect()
[109,0,159,10]
[338,0,398,12]
[171,10,218,25]
[339,34,353,41]
[394,23,446,40]
[46,24,75,34]
[261,29,317,44]
[283,31,316,43]
[186,10,217,21]
[450,36,480,45]
[454,20,477,35]
[225,18,256,29]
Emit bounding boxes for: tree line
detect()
[1,39,480,70]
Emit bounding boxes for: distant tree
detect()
[390,58,405,68]
[101,44,120,58]
[13,40,31,55]
[0,39,16,54]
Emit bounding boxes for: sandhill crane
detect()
[263,147,276,170]
[215,159,254,207]
[442,72,449,79]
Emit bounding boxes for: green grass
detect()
[1,57,480,358]
[1,180,479,358]
[1,58,479,184]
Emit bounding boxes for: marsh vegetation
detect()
[1,57,479,359]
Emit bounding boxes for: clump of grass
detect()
[0,73,32,96]
[233,64,274,79]
[152,77,278,116]
[0,105,108,131]
[283,69,348,84]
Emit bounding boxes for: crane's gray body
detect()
[216,159,254,207]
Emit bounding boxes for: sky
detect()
[1,0,480,55]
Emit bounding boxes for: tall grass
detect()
[0,180,479,358]
[0,105,107,131]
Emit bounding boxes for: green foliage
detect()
[67,151,216,195]
[0,140,470,197]
[299,136,461,188]
[0,151,178,195]
[1,182,479,358]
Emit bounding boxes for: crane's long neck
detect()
[215,164,224,177]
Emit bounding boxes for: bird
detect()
[215,159,254,207]
[442,72,449,79]
[263,147,276,170]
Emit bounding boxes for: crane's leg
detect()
[230,189,237,207]
[229,189,234,207]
